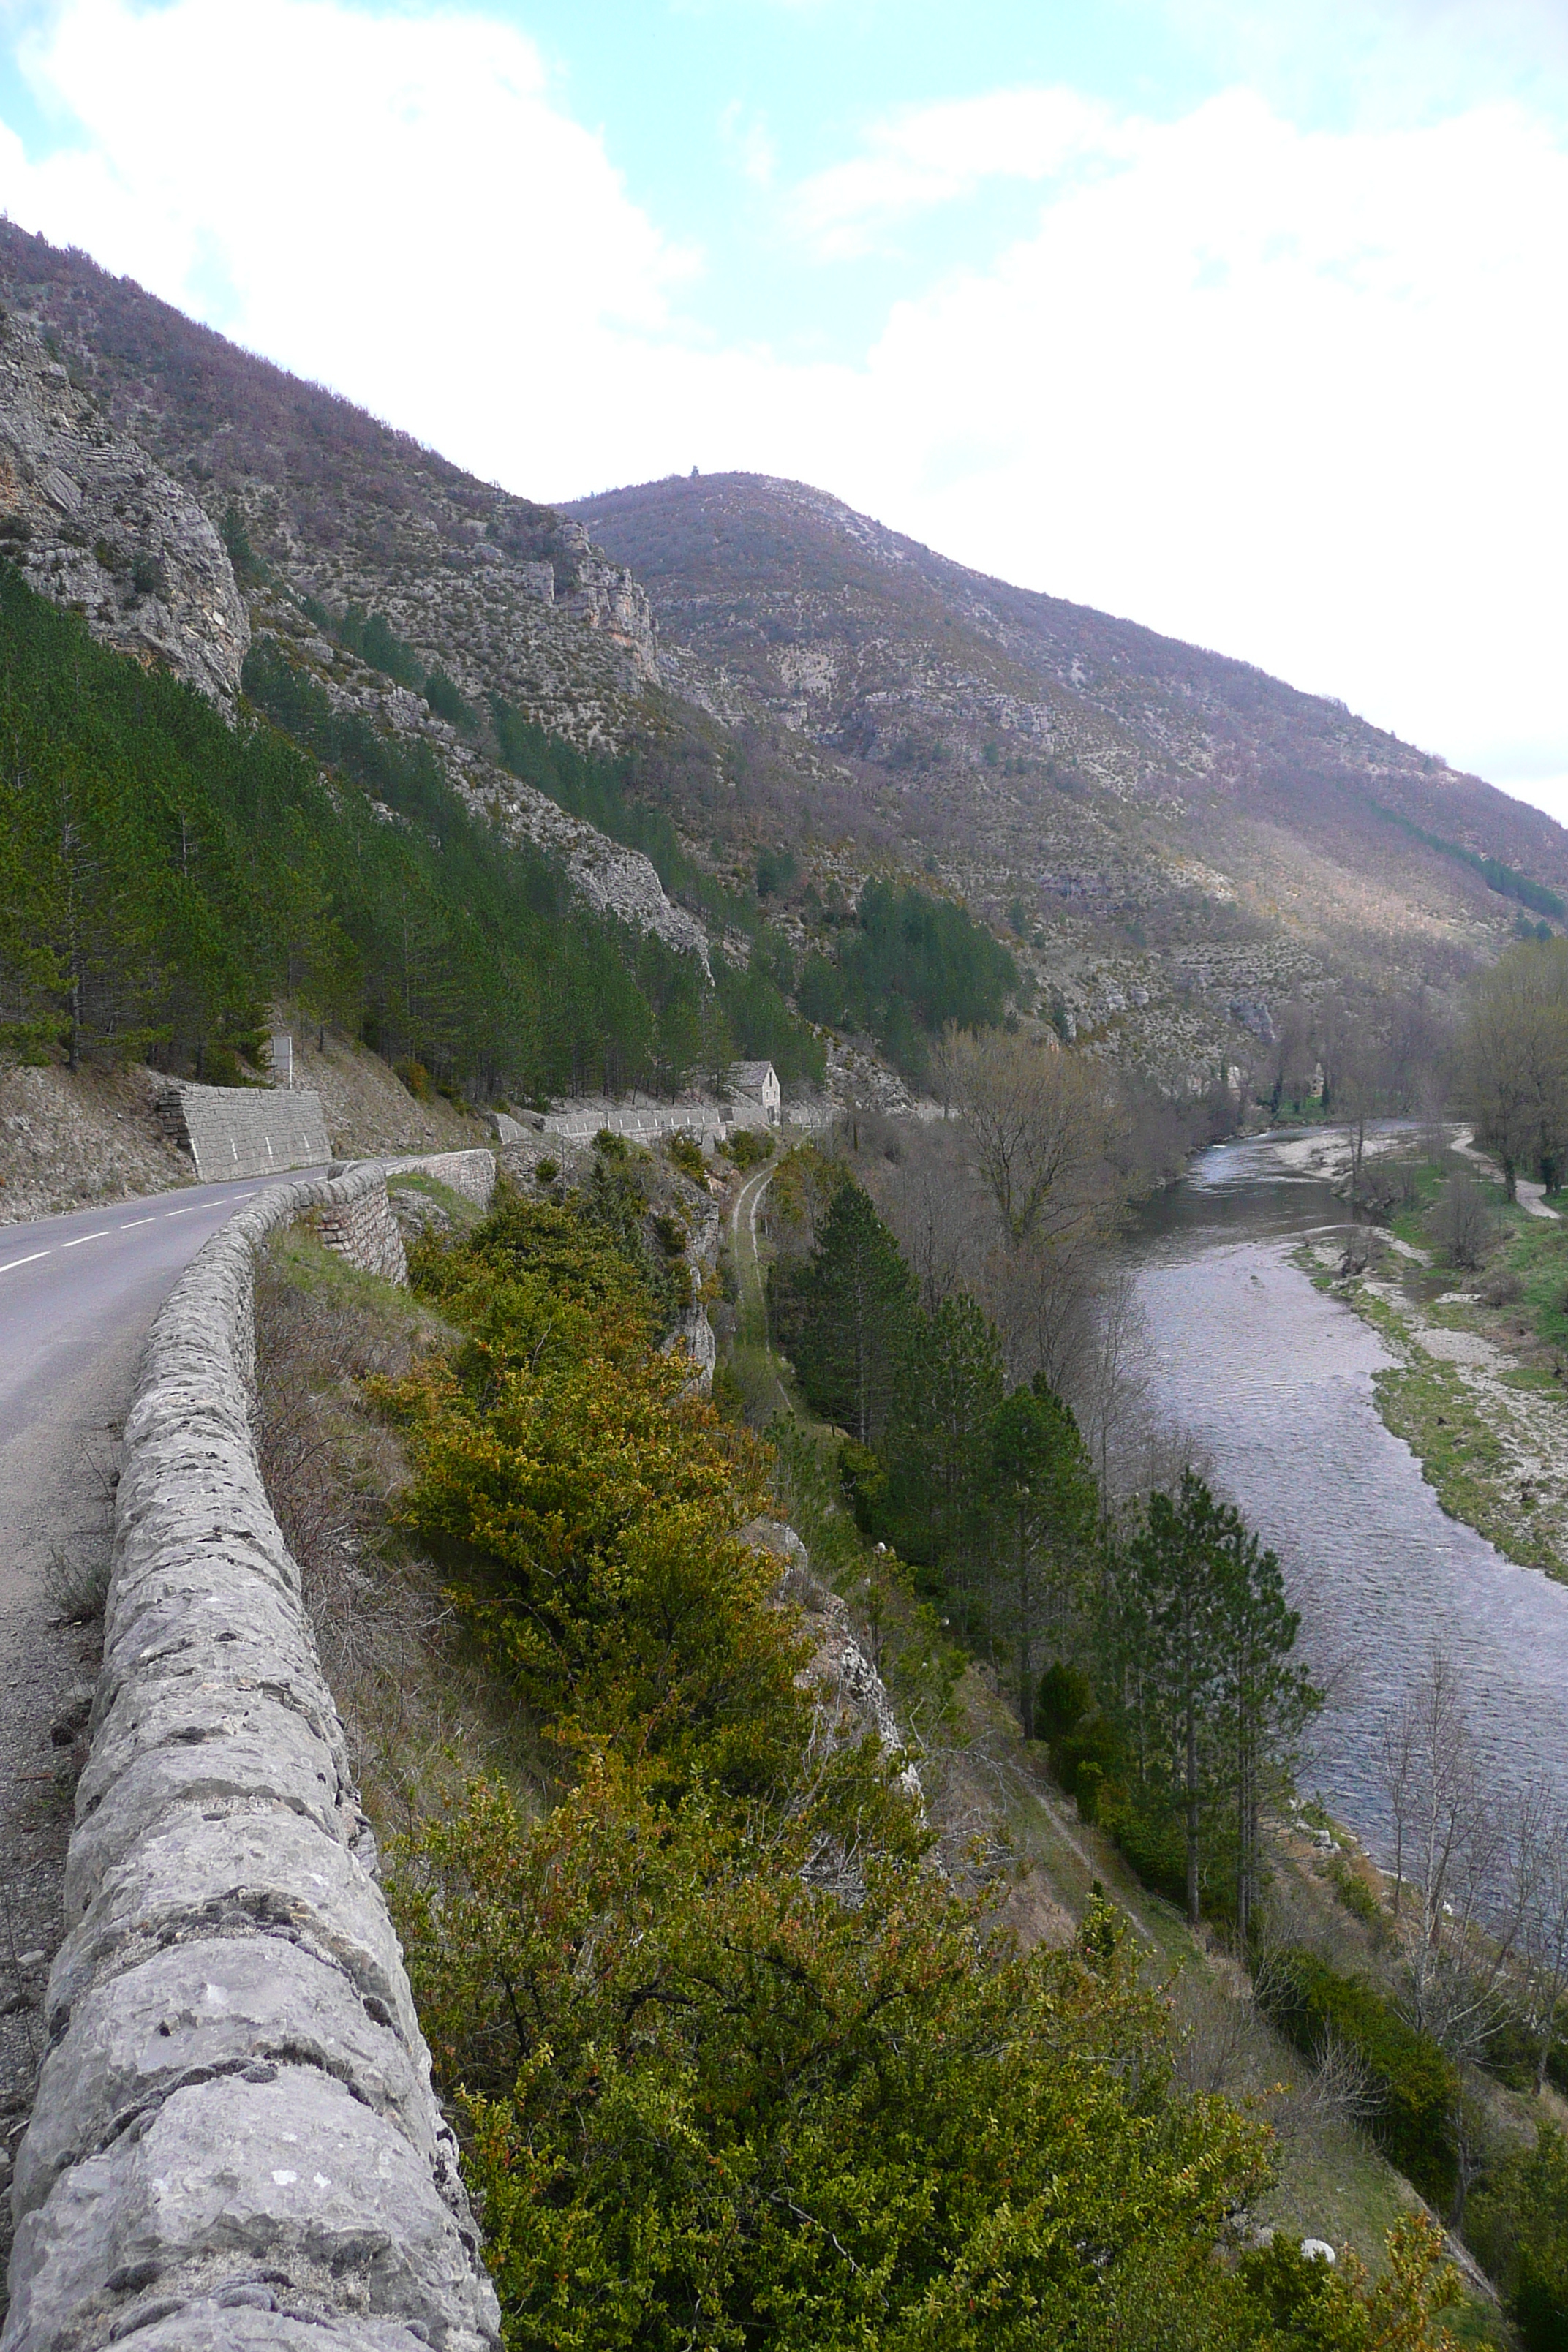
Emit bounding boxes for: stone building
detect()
[725,1060,781,1128]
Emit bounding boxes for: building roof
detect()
[726,1060,778,1092]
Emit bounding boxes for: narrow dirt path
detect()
[728,1162,793,1420]
[1452,1124,1561,1219]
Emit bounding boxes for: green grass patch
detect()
[1373,1352,1566,1577]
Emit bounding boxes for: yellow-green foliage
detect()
[666,1130,707,1182]
[388,1190,792,1793]
[396,1771,1271,2352]
[384,1184,1465,2351]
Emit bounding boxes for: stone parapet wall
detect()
[2,1159,502,2352]
[540,1101,728,1146]
[377,1151,497,1211]
[305,1177,408,1287]
[156,1084,331,1183]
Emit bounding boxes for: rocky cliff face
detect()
[568,470,1568,1076]
[249,591,707,968]
[0,226,655,748]
[0,227,698,966]
[0,309,246,701]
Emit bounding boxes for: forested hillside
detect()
[0,565,811,1098]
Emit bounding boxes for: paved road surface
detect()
[0,1170,322,2190]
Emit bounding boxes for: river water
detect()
[1128,1128,1568,1860]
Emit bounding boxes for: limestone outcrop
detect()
[0,311,247,701]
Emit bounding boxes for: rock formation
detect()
[0,309,246,701]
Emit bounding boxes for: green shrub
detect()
[533,1156,559,1185]
[1468,2128,1568,2352]
[667,1130,706,1181]
[1322,1852,1384,1932]
[1257,1948,1458,2207]
[396,1057,432,1101]
[1099,1782,1192,1908]
[423,666,474,730]
[725,1125,774,1169]
[1038,1659,1093,1741]
[595,1128,630,1159]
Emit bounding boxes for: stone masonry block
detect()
[15,1940,440,2223]
[4,2073,498,2352]
[4,1154,504,2351]
[50,1806,421,2065]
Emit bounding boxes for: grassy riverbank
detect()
[1295,1145,1568,1584]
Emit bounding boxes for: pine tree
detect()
[881,1293,1003,1601]
[987,1375,1098,1737]
[787,1180,916,1444]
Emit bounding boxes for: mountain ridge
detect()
[1,215,1561,1091]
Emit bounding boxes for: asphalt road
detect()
[0,1169,322,2169]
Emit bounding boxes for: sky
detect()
[0,0,1565,817]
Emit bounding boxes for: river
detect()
[1129,1127,1568,1860]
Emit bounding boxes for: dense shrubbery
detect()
[386,1180,1458,2350]
[1257,1948,1459,2209]
[1468,2128,1568,2351]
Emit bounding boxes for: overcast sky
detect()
[0,0,1565,818]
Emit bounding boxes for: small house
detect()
[725,1060,781,1128]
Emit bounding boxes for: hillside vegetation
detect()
[0,564,785,1098]
[254,1152,1474,2351]
[3,222,1566,1108]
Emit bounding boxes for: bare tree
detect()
[1517,1783,1568,2094]
[858,1115,980,1314]
[1068,1267,1152,1519]
[1461,938,1568,1198]
[1380,1654,1531,2061]
[941,1024,1122,1252]
[1380,1694,1420,1922]
[1428,1169,1495,1270]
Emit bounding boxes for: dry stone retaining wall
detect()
[155,1085,331,1184]
[3,1157,500,2352]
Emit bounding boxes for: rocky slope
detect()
[3,214,1564,1087]
[0,234,704,968]
[568,472,1568,1074]
[0,306,245,699]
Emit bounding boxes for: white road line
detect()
[162,1205,203,1218]
[0,1251,50,1274]
[118,1217,155,1230]
[61,1231,112,1249]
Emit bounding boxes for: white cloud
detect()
[719,100,777,187]
[0,6,1565,799]
[786,88,1120,257]
[0,0,689,475]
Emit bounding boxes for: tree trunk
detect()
[1185,1701,1201,1926]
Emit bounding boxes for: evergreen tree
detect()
[987,1375,1098,1737]
[1107,1473,1318,1928]
[881,1293,1004,1602]
[782,1180,916,1444]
